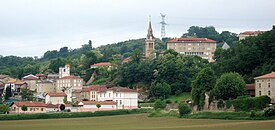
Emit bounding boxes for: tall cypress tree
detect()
[4,86,12,100]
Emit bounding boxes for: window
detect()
[268,83,271,88]
[259,91,261,96]
[116,93,118,97]
[268,91,271,96]
[41,108,44,111]
[109,93,111,97]
[259,83,261,88]
[120,100,122,105]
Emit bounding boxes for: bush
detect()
[264,106,275,117]
[178,103,191,117]
[225,100,233,109]
[250,110,256,118]
[165,100,172,104]
[233,96,271,112]
[0,108,152,121]
[154,99,166,110]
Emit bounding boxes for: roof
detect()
[82,85,108,92]
[14,80,26,85]
[81,101,117,105]
[168,38,216,43]
[108,87,137,93]
[23,74,39,80]
[6,78,17,83]
[46,104,59,108]
[91,62,112,67]
[240,31,264,35]
[46,92,67,97]
[146,21,154,39]
[245,84,255,90]
[0,75,9,79]
[122,57,131,63]
[222,42,230,50]
[58,76,81,79]
[255,72,275,79]
[11,101,47,107]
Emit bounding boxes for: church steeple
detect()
[147,21,154,39]
[145,20,155,59]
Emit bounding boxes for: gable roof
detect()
[23,74,39,80]
[82,85,108,92]
[168,38,216,43]
[240,31,264,35]
[91,62,112,67]
[81,101,117,105]
[222,42,230,50]
[255,72,275,79]
[11,101,47,107]
[46,92,67,97]
[58,76,81,79]
[108,87,137,93]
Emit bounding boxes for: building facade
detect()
[23,74,40,91]
[36,80,56,96]
[167,38,217,62]
[56,76,83,102]
[10,101,47,114]
[45,92,67,105]
[59,64,70,78]
[144,21,155,59]
[255,72,275,103]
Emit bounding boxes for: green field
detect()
[1,114,275,130]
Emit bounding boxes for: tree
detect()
[0,104,10,114]
[49,58,66,73]
[20,88,34,101]
[4,86,12,100]
[212,72,245,100]
[96,104,101,110]
[21,105,28,112]
[154,99,166,110]
[60,104,66,111]
[150,82,171,99]
[191,67,216,109]
[88,40,93,49]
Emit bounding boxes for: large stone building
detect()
[255,72,275,103]
[167,38,217,62]
[144,21,155,59]
[56,76,83,102]
[36,80,56,96]
[23,74,40,91]
[239,31,264,41]
[59,64,70,78]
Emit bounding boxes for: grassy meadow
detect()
[1,114,275,130]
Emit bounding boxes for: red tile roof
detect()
[46,104,59,108]
[15,80,26,85]
[108,87,137,93]
[82,85,108,92]
[245,84,255,90]
[91,62,111,67]
[255,72,275,79]
[58,76,81,79]
[47,92,67,97]
[12,101,47,107]
[168,38,216,43]
[23,77,39,80]
[36,74,45,77]
[82,101,117,105]
[240,31,264,35]
[122,57,131,63]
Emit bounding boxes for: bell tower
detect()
[145,21,155,59]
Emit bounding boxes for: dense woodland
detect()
[1,26,275,100]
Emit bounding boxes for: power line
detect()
[160,13,167,39]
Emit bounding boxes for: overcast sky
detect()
[0,0,274,57]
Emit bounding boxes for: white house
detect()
[82,85,138,109]
[76,101,117,112]
[45,92,67,105]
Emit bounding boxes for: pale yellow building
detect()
[167,38,217,62]
[10,101,46,114]
[255,72,275,103]
[23,74,40,91]
[81,85,107,101]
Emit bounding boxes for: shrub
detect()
[264,106,275,117]
[178,103,191,117]
[217,99,224,109]
[225,100,233,109]
[165,100,172,104]
[250,110,256,118]
[233,96,271,112]
[154,99,166,110]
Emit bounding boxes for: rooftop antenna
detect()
[160,13,167,39]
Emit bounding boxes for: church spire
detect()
[147,21,154,39]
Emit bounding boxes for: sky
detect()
[0,0,274,57]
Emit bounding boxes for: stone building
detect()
[239,31,264,41]
[167,38,217,62]
[144,21,155,59]
[255,72,275,103]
